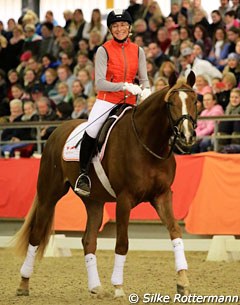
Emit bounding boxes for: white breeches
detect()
[85,99,115,138]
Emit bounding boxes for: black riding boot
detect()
[74,132,96,196]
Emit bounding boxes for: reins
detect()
[131,106,177,160]
[131,87,197,160]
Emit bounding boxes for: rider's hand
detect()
[141,88,152,101]
[123,82,142,95]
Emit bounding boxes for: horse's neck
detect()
[134,94,171,152]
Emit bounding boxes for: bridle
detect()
[131,87,197,160]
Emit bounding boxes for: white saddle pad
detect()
[62,122,88,161]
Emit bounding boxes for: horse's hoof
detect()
[114,287,126,298]
[16,288,29,296]
[177,284,190,296]
[90,286,103,295]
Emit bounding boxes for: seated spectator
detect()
[56,102,73,120]
[207,27,230,70]
[77,68,94,97]
[222,53,240,86]
[209,10,225,38]
[227,26,240,54]
[158,60,176,81]
[88,29,102,61]
[52,25,67,58]
[218,88,240,147]
[181,47,222,85]
[194,74,212,95]
[52,82,73,105]
[146,58,158,80]
[153,76,168,92]
[16,50,32,82]
[57,64,76,91]
[7,24,25,71]
[71,97,88,119]
[167,29,181,63]
[192,24,212,57]
[1,99,24,142]
[147,42,170,68]
[40,53,60,83]
[36,96,57,140]
[11,83,29,101]
[191,92,224,153]
[59,51,76,72]
[39,22,55,58]
[23,69,39,95]
[71,79,88,100]
[6,69,21,101]
[86,95,96,114]
[216,72,237,110]
[27,56,43,80]
[131,18,151,46]
[21,100,39,141]
[156,27,171,54]
[73,50,93,78]
[224,10,240,31]
[42,68,58,98]
[193,41,205,59]
[22,24,42,58]
[82,8,107,43]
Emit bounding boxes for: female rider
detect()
[74,9,151,196]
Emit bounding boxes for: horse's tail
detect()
[12,194,54,259]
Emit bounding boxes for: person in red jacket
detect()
[74,9,151,196]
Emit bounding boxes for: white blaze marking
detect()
[179,91,191,142]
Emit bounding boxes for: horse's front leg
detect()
[151,190,190,295]
[82,199,104,294]
[112,193,132,298]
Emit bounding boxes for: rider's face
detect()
[111,21,130,40]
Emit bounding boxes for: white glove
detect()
[123,82,142,95]
[141,88,152,101]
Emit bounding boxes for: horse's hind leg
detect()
[151,190,190,296]
[82,199,105,294]
[16,170,69,296]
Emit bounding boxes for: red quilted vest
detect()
[97,38,139,105]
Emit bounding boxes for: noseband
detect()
[131,87,197,160]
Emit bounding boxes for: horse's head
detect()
[165,71,197,148]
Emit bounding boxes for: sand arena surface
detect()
[0,248,239,305]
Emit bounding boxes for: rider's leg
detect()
[74,99,114,197]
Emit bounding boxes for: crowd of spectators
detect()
[0,0,240,156]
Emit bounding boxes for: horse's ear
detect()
[186,71,196,88]
[168,72,178,88]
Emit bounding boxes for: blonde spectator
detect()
[77,68,94,97]
[153,76,168,92]
[73,50,93,77]
[158,60,176,80]
[57,64,76,91]
[68,9,87,50]
[195,75,212,95]
[71,79,88,100]
[86,95,96,114]
[71,97,88,119]
[22,101,39,122]
[82,8,107,42]
[88,29,102,59]
[148,1,164,24]
[55,82,73,104]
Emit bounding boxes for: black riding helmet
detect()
[107,9,132,28]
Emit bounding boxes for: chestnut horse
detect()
[14,72,197,298]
